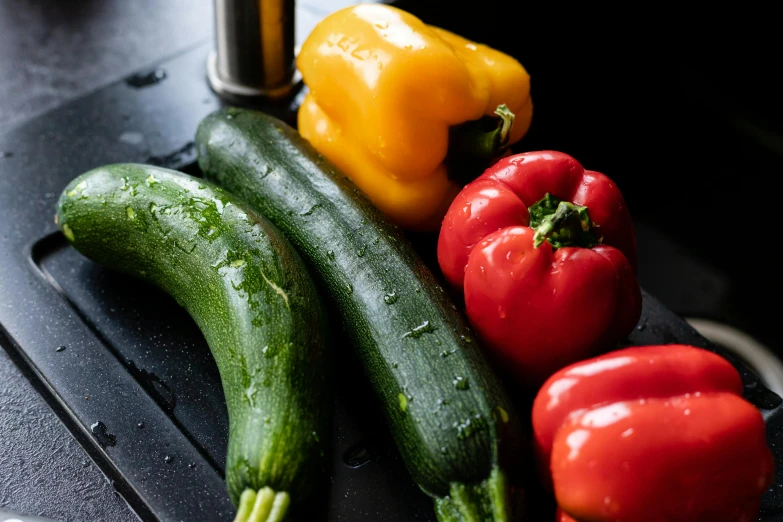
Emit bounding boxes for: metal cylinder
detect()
[208,0,298,101]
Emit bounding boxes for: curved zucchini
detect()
[196,108,525,521]
[56,164,330,522]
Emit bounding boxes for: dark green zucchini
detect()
[196,108,525,522]
[56,164,330,522]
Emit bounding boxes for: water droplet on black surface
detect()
[164,455,173,464]
[137,422,145,429]
[343,443,372,468]
[125,69,167,88]
[56,345,66,352]
[90,421,116,447]
[146,141,195,169]
[126,360,176,412]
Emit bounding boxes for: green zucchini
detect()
[196,108,525,521]
[56,164,330,522]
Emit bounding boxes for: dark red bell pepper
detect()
[437,151,641,384]
[533,344,774,522]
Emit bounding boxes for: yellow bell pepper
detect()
[297,4,533,230]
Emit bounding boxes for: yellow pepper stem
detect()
[447,104,516,184]
[494,104,515,148]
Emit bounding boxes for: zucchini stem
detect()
[233,487,291,522]
[433,467,511,522]
[450,483,482,521]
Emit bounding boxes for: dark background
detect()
[1,0,780,520]
[393,1,783,352]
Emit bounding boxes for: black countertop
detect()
[0,0,213,131]
[0,348,137,522]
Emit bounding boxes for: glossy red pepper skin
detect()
[437,151,641,384]
[533,345,774,522]
[556,508,576,522]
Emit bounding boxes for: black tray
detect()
[2,9,783,522]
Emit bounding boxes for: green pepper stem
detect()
[233,487,290,522]
[534,201,576,247]
[529,193,601,250]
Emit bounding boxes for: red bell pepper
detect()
[533,344,774,522]
[437,150,641,384]
[556,508,576,522]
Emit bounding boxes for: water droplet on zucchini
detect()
[402,320,436,339]
[62,224,75,241]
[398,393,408,412]
[453,376,469,390]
